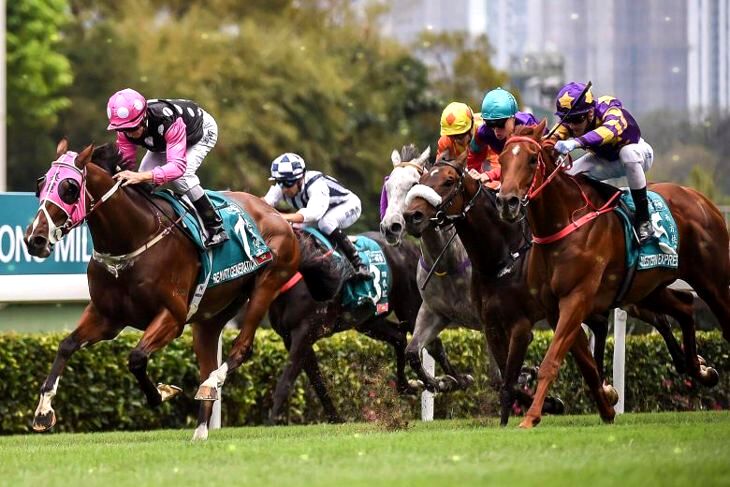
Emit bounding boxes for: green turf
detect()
[0,412,728,486]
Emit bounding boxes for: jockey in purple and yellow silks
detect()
[468,88,539,186]
[551,82,655,243]
[105,88,229,247]
[436,102,500,189]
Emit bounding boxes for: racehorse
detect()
[380,144,500,393]
[24,140,339,440]
[265,230,435,424]
[496,121,729,428]
[403,148,687,426]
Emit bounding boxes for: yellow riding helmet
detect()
[440,102,474,136]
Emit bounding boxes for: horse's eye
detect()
[59,178,81,204]
[529,154,538,166]
[443,179,455,187]
[35,176,46,198]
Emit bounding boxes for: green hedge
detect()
[0,329,728,434]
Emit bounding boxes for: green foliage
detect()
[1,329,727,434]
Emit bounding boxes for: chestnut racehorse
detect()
[25,140,336,440]
[497,121,730,428]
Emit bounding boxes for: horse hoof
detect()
[601,407,616,424]
[543,397,566,415]
[194,385,218,401]
[437,375,458,392]
[699,365,720,388]
[408,379,424,391]
[32,409,56,433]
[518,416,539,429]
[191,424,209,441]
[463,374,475,387]
[157,383,183,402]
[697,355,707,367]
[603,383,619,406]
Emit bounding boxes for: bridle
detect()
[430,158,483,227]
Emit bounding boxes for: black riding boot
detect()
[192,194,229,248]
[631,186,653,244]
[327,228,373,281]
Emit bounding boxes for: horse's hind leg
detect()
[33,304,122,432]
[499,318,531,427]
[128,308,186,408]
[692,280,730,343]
[640,288,719,387]
[583,313,609,380]
[270,325,312,425]
[626,303,686,374]
[191,320,227,441]
[357,317,416,395]
[301,344,343,423]
[404,305,451,392]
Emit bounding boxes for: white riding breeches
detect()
[315,194,362,235]
[566,138,654,190]
[139,111,218,196]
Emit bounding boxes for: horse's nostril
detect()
[32,235,47,248]
[390,222,403,234]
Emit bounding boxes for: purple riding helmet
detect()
[554,82,595,118]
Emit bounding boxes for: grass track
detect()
[1,412,728,487]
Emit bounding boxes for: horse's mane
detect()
[399,144,421,163]
[294,229,348,302]
[513,124,539,137]
[91,143,124,175]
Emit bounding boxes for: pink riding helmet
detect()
[106,88,147,130]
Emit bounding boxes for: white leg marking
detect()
[191,423,209,441]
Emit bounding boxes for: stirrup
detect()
[205,229,229,248]
[636,221,653,244]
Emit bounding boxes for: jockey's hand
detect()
[555,138,580,155]
[113,170,153,186]
[281,212,305,224]
[467,168,481,179]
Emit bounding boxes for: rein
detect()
[504,136,621,245]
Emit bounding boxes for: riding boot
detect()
[631,186,653,244]
[327,228,373,281]
[192,194,230,248]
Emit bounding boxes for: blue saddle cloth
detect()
[614,190,679,271]
[154,190,273,290]
[303,227,391,315]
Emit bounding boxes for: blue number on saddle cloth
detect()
[154,190,273,290]
[614,190,679,270]
[303,227,391,315]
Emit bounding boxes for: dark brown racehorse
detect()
[24,140,336,440]
[496,121,730,428]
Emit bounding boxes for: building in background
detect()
[688,0,730,117]
[378,0,488,44]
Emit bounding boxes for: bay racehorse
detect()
[403,148,687,426]
[496,121,729,428]
[264,230,433,424]
[380,144,500,393]
[24,140,338,440]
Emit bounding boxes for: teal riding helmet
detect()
[481,88,518,120]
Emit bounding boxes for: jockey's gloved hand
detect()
[555,138,580,155]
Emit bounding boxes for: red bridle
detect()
[503,136,621,244]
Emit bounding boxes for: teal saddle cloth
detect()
[154,190,273,290]
[614,190,679,271]
[303,227,391,315]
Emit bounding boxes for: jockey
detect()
[105,88,229,248]
[437,101,499,189]
[551,82,654,243]
[469,88,539,183]
[263,153,372,281]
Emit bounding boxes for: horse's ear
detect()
[391,149,401,167]
[76,144,95,169]
[535,119,548,139]
[416,146,431,167]
[56,138,69,158]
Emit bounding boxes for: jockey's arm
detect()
[548,123,572,141]
[297,178,330,224]
[576,107,627,148]
[115,132,139,169]
[263,184,283,207]
[152,118,188,185]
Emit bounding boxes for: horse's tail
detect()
[296,229,347,302]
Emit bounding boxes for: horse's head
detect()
[496,119,549,222]
[403,149,469,238]
[379,144,430,245]
[24,139,95,258]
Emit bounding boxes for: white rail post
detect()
[613,308,627,414]
[210,333,223,429]
[421,349,435,421]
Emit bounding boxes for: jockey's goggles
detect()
[277,179,300,188]
[485,118,509,129]
[562,113,589,125]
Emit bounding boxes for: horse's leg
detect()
[128,308,185,407]
[301,344,343,423]
[357,317,419,395]
[692,280,730,343]
[584,313,609,380]
[521,291,605,429]
[640,288,719,387]
[404,304,452,392]
[270,325,311,425]
[196,278,280,401]
[33,304,122,432]
[499,318,532,427]
[190,320,226,441]
[626,304,686,374]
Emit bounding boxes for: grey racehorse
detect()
[380,144,501,392]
